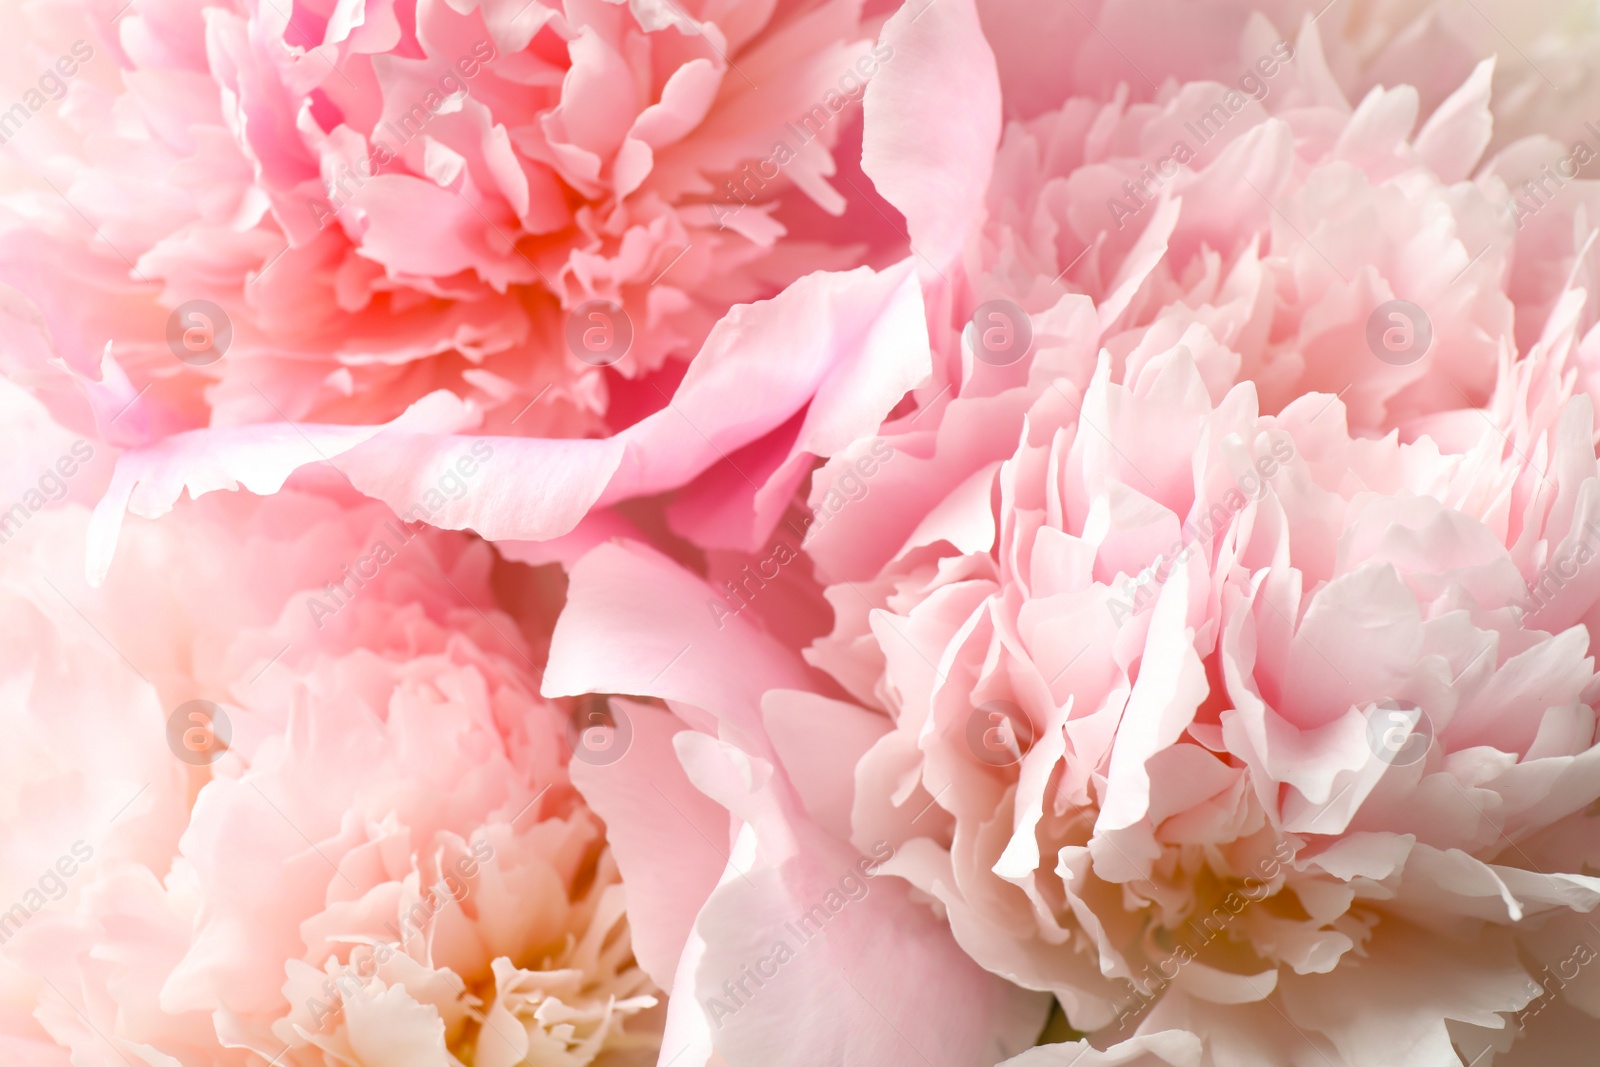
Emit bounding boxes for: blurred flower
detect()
[0,467,660,1067]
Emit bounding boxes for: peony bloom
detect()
[0,466,662,1066]
[798,339,1600,1066]
[547,340,1600,1065]
[0,0,882,413]
[0,0,917,579]
[882,0,1600,445]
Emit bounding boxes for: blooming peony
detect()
[0,469,662,1066]
[801,339,1600,1066]
[869,0,1600,445]
[547,338,1600,1066]
[0,0,885,414]
[0,0,917,579]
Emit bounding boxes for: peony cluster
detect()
[6,0,1600,1064]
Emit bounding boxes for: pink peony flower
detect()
[801,339,1600,1066]
[548,343,1600,1065]
[0,464,663,1066]
[0,0,918,580]
[867,0,1600,447]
